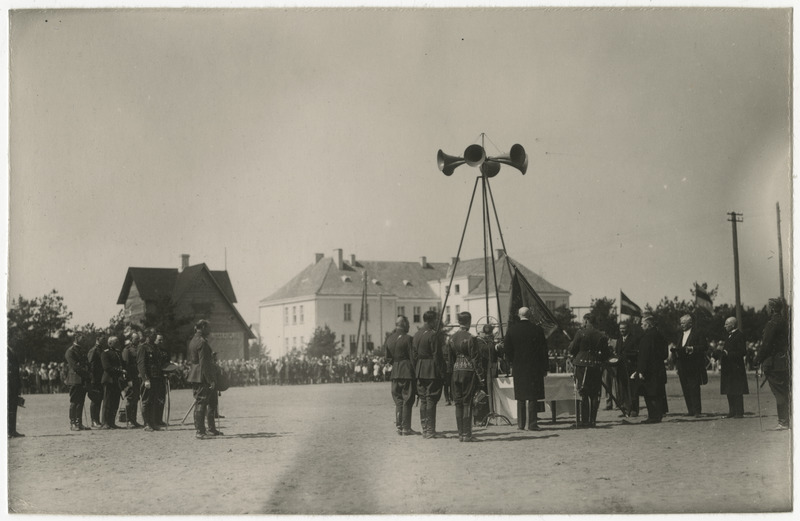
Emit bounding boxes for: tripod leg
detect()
[181,400,197,425]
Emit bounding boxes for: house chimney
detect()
[496,249,504,260]
[315,253,324,263]
[350,254,357,266]
[180,254,190,272]
[420,256,427,268]
[334,248,343,270]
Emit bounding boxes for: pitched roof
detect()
[117,265,237,304]
[260,253,568,303]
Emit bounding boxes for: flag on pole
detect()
[508,266,559,338]
[694,283,713,311]
[620,290,642,318]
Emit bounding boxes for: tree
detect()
[143,296,193,360]
[547,305,577,352]
[248,339,269,359]
[305,325,341,359]
[7,290,73,362]
[589,297,619,337]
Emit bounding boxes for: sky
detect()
[3,3,795,332]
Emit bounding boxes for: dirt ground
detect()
[5,372,794,515]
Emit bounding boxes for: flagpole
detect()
[728,211,743,328]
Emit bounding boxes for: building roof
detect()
[116,265,237,305]
[260,253,569,304]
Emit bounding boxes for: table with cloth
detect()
[491,374,576,422]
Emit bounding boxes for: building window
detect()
[341,335,346,349]
[292,306,297,325]
[455,305,460,315]
[546,300,556,311]
[455,284,460,295]
[300,336,304,346]
[293,337,297,347]
[349,334,356,351]
[344,303,352,322]
[284,338,289,350]
[299,305,304,324]
[397,306,405,317]
[413,306,421,323]
[284,307,289,326]
[429,306,437,312]
[445,306,451,324]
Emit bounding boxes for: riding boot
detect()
[69,402,77,425]
[429,406,437,436]
[419,401,428,435]
[395,405,403,433]
[402,403,413,432]
[589,396,600,426]
[463,406,473,440]
[527,401,539,430]
[194,404,207,435]
[455,405,463,439]
[517,400,527,430]
[76,403,90,430]
[206,408,219,434]
[580,396,591,427]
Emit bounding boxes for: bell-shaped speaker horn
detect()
[437,150,466,176]
[480,161,501,178]
[486,143,528,175]
[463,144,486,167]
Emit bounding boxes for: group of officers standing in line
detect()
[384,296,792,440]
[7,319,226,440]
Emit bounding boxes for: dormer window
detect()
[371,279,381,286]
[402,280,411,286]
[341,275,352,283]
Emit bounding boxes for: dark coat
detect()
[503,320,548,401]
[712,329,749,395]
[87,344,104,386]
[448,328,478,373]
[384,329,415,380]
[755,314,790,375]
[412,324,445,381]
[637,327,668,397]
[122,344,140,382]
[187,332,216,385]
[674,328,708,383]
[7,347,22,397]
[569,326,610,367]
[100,348,126,385]
[64,344,91,385]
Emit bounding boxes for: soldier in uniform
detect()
[187,319,220,439]
[634,315,668,423]
[504,307,549,431]
[413,310,446,439]
[755,298,791,430]
[384,315,417,436]
[65,334,92,431]
[8,345,25,438]
[153,334,170,427]
[122,332,143,428]
[100,336,126,429]
[87,333,106,428]
[712,317,749,419]
[448,312,481,442]
[569,314,610,428]
[137,328,166,431]
[616,322,642,417]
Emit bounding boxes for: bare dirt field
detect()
[6,372,793,515]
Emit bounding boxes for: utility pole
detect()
[776,202,785,300]
[728,212,743,328]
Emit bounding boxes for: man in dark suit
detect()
[755,298,791,430]
[569,314,610,428]
[504,307,549,431]
[65,334,92,431]
[635,315,668,423]
[448,312,481,442]
[87,334,106,428]
[712,317,749,418]
[100,336,126,429]
[413,310,446,439]
[187,319,219,439]
[384,315,417,436]
[673,314,708,417]
[616,322,641,417]
[137,328,166,431]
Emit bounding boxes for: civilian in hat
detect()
[504,307,549,431]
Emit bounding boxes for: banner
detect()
[694,283,713,311]
[508,266,559,338]
[620,290,642,318]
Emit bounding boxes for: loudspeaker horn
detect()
[437,150,466,176]
[486,143,528,175]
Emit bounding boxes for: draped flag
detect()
[508,266,559,338]
[620,290,642,318]
[694,283,713,311]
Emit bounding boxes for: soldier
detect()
[187,320,220,439]
[755,298,791,430]
[8,345,25,438]
[569,314,610,428]
[413,310,446,439]
[122,332,143,428]
[100,336,126,429]
[87,333,106,428]
[137,328,166,431]
[153,334,171,427]
[385,316,417,435]
[448,312,481,442]
[504,307,549,431]
[65,334,92,431]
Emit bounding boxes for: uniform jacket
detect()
[637,327,668,396]
[504,319,548,401]
[384,329,415,380]
[569,326,610,368]
[137,341,164,381]
[65,344,91,385]
[447,328,478,373]
[412,324,445,381]
[100,348,126,385]
[187,332,216,385]
[122,344,140,382]
[755,313,790,375]
[674,328,708,382]
[87,344,104,385]
[712,329,749,395]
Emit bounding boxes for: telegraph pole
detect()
[728,212,743,328]
[776,202,785,300]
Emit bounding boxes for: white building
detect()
[258,249,570,359]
